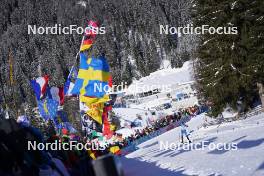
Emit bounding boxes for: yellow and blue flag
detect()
[71,53,111,97]
[80,94,110,106]
[38,98,59,120]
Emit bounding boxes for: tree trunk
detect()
[257,83,264,111]
[261,96,264,112]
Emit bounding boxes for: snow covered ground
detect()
[113,108,147,122]
[125,61,194,95]
[121,60,197,113]
[121,113,264,176]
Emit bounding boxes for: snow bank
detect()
[122,113,264,176]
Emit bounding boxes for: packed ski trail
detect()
[121,113,264,176]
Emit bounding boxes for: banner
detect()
[86,102,104,125]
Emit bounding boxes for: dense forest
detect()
[0,0,196,118]
[193,0,264,116]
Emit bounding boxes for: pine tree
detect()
[193,0,264,116]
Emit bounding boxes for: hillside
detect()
[0,0,196,117]
[121,113,264,175]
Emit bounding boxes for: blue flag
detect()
[54,110,69,126]
[53,111,77,133]
[64,66,78,96]
[38,98,59,120]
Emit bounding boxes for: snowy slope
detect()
[121,113,264,176]
[113,108,147,122]
[113,107,153,128]
[125,61,194,95]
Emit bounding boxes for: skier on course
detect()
[180,121,192,143]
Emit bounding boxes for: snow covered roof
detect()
[125,61,194,95]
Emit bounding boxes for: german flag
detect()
[80,20,98,52]
[80,38,93,51]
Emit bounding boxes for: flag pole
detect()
[0,67,7,112]
[73,35,85,67]
[9,49,19,118]
[76,35,85,115]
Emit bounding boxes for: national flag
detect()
[86,102,104,125]
[31,75,49,100]
[103,105,113,139]
[79,95,109,125]
[64,66,78,96]
[71,53,111,97]
[53,111,76,133]
[80,94,110,106]
[108,75,113,87]
[80,20,98,52]
[55,110,68,123]
[80,38,93,51]
[38,98,59,120]
[47,86,64,105]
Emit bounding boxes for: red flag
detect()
[48,87,64,105]
[102,105,113,139]
[30,75,49,100]
[108,75,113,87]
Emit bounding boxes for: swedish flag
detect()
[38,98,59,120]
[71,53,110,97]
[80,94,110,106]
